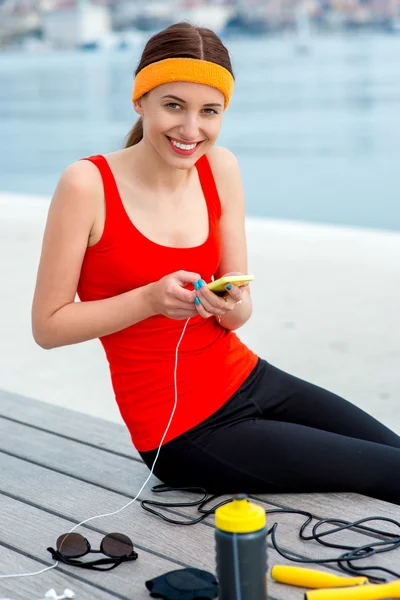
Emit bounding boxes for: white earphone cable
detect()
[0,317,192,580]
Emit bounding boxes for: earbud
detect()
[44,589,75,600]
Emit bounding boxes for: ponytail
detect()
[125,117,143,148]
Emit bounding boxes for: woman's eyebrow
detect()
[161,94,223,108]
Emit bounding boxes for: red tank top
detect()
[77,154,258,451]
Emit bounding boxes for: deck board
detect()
[2,417,395,570]
[0,389,139,459]
[0,548,123,600]
[0,493,189,599]
[1,389,399,599]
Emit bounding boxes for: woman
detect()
[32,22,400,505]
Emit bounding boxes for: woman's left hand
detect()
[194,271,248,319]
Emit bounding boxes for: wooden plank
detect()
[4,393,399,528]
[157,491,400,578]
[2,399,399,597]
[2,439,398,586]
[2,414,397,529]
[3,391,400,527]
[0,389,140,460]
[0,546,121,600]
[1,452,283,580]
[4,391,399,526]
[0,416,147,493]
[0,452,211,572]
[0,493,197,600]
[0,453,299,600]
[256,492,400,527]
[1,417,397,573]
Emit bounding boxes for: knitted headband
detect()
[132,58,234,109]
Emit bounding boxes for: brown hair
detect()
[125,21,234,148]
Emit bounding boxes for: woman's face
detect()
[134,81,225,169]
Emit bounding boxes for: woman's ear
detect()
[133,98,144,116]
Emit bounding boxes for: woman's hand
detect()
[194,271,249,320]
[149,270,200,320]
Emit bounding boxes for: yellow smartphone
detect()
[207,274,255,294]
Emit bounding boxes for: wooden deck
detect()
[0,389,399,600]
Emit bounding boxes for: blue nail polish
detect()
[226,284,232,290]
[195,297,200,306]
[194,281,199,290]
[198,280,205,288]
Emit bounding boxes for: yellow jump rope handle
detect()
[271,566,368,588]
[305,580,400,600]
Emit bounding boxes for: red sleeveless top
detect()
[77,154,258,451]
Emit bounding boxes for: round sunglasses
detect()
[47,532,138,570]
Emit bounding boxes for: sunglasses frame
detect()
[47,532,138,571]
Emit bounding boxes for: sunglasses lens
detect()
[56,533,89,558]
[102,533,134,558]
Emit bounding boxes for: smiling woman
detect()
[32,21,400,506]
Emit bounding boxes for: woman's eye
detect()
[164,103,218,115]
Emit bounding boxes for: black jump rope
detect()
[140,483,400,584]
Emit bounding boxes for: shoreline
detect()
[1,191,399,434]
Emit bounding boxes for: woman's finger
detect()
[224,283,246,303]
[194,298,215,319]
[195,282,229,314]
[195,293,226,315]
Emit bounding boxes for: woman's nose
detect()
[179,114,200,141]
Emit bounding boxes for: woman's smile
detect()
[165,135,204,156]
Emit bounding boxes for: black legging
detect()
[140,358,400,505]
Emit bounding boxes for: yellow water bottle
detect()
[215,493,268,599]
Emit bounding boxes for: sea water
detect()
[0,33,399,231]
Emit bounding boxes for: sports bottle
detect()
[215,493,267,599]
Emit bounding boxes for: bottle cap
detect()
[215,494,266,533]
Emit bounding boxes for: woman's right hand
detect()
[148,270,201,320]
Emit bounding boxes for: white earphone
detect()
[44,589,75,600]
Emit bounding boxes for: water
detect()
[1,33,399,231]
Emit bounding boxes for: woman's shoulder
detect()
[206,145,239,174]
[205,146,242,204]
[61,147,129,185]
[58,158,102,193]
[50,158,106,220]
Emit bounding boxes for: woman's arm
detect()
[207,146,253,330]
[31,161,157,349]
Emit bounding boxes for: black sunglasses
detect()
[47,532,138,571]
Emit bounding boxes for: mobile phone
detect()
[207,275,255,294]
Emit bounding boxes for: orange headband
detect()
[132,58,234,109]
